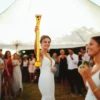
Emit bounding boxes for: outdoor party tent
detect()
[0,0,100,50]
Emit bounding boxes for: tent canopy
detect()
[0,0,100,50]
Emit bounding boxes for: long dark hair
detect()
[91,36,100,46]
[4,50,11,59]
[40,35,51,43]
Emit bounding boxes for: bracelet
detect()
[93,88,99,93]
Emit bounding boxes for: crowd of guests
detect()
[52,47,93,97]
[0,47,94,99]
[0,50,23,100]
[0,49,42,100]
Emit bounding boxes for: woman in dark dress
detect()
[78,52,82,66]
[58,49,68,89]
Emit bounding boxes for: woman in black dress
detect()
[58,49,68,89]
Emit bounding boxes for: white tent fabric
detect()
[0,0,15,13]
[0,0,100,50]
[90,0,100,7]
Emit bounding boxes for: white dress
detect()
[38,56,55,100]
[28,59,36,73]
[12,60,23,93]
[85,69,100,100]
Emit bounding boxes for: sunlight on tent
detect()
[0,0,100,49]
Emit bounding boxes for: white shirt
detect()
[23,60,28,67]
[0,58,4,64]
[67,53,78,70]
[82,53,90,62]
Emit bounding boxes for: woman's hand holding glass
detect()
[78,64,91,80]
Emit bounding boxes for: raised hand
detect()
[34,26,39,33]
[78,64,91,80]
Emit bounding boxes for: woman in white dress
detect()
[28,53,36,82]
[12,53,23,96]
[78,35,100,100]
[34,26,56,100]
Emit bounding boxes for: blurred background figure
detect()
[3,51,13,100]
[12,53,23,97]
[0,53,4,99]
[28,53,36,83]
[80,48,90,63]
[67,48,82,97]
[17,54,22,69]
[78,51,87,93]
[0,49,4,59]
[58,49,68,89]
[22,55,29,82]
[78,52,82,66]
[89,57,95,71]
[52,52,59,83]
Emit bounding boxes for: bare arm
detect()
[78,65,100,99]
[34,26,41,56]
[34,26,43,66]
[58,55,61,63]
[34,39,37,55]
[34,35,37,54]
[87,77,100,99]
[4,59,10,76]
[0,59,4,69]
[0,63,4,69]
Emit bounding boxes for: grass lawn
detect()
[15,83,85,100]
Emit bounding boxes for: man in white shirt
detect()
[67,48,82,97]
